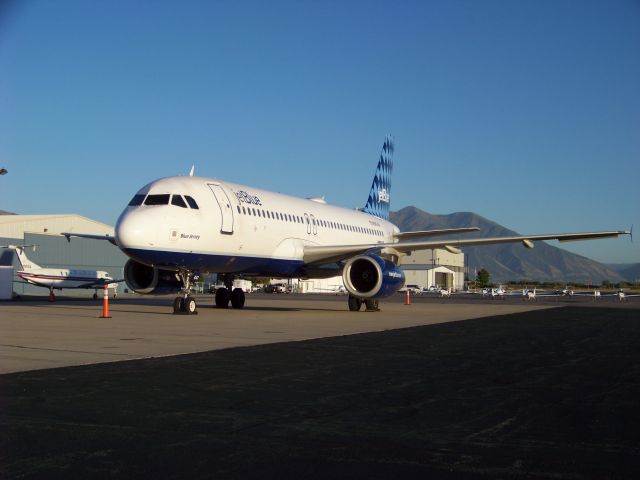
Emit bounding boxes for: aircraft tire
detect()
[365,299,379,312]
[230,288,245,309]
[173,296,184,314]
[185,296,197,314]
[348,295,362,312]
[215,287,230,308]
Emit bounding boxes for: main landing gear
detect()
[348,295,379,312]
[214,274,245,309]
[173,270,198,315]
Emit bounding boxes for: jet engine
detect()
[123,259,182,295]
[342,254,405,299]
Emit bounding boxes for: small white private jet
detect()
[2,245,120,301]
[63,136,630,314]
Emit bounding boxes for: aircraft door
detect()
[304,213,311,235]
[310,214,317,235]
[208,184,234,234]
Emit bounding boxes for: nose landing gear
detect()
[173,270,198,315]
[174,295,197,314]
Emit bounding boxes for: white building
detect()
[298,276,345,294]
[399,248,466,291]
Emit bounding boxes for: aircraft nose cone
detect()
[115,210,155,250]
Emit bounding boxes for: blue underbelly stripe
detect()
[122,248,307,276]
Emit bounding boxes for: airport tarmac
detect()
[1,297,639,479]
[0,293,559,374]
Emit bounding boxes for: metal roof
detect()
[0,214,114,239]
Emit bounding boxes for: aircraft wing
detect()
[303,230,629,265]
[62,232,117,245]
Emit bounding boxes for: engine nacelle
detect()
[342,254,405,299]
[123,259,182,295]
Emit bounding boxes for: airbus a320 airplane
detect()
[64,137,629,314]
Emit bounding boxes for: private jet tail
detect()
[2,245,41,270]
[362,135,394,220]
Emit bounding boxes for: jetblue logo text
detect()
[235,190,262,206]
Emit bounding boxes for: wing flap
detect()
[393,227,479,240]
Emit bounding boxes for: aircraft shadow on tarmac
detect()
[6,295,346,313]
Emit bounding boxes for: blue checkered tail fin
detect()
[362,135,394,220]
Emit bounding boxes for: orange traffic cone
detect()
[100,284,111,318]
[405,289,410,305]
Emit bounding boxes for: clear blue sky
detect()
[1,0,638,263]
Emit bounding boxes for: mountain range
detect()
[390,206,631,284]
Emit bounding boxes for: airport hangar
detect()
[0,213,466,296]
[0,214,126,296]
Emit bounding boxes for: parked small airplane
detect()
[439,288,453,298]
[574,289,640,301]
[477,286,511,298]
[63,136,630,314]
[1,245,120,301]
[555,286,574,296]
[609,290,639,301]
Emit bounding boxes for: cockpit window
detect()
[128,194,146,206]
[144,194,170,205]
[171,195,188,208]
[184,196,199,209]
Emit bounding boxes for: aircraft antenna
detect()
[189,165,195,177]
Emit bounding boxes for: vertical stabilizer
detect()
[362,135,394,220]
[6,245,41,270]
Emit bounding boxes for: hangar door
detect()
[435,271,453,289]
[208,184,234,234]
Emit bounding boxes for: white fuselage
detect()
[115,175,399,277]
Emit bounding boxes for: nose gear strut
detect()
[173,270,198,315]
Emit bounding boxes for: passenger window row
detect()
[128,194,199,209]
[235,205,383,237]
